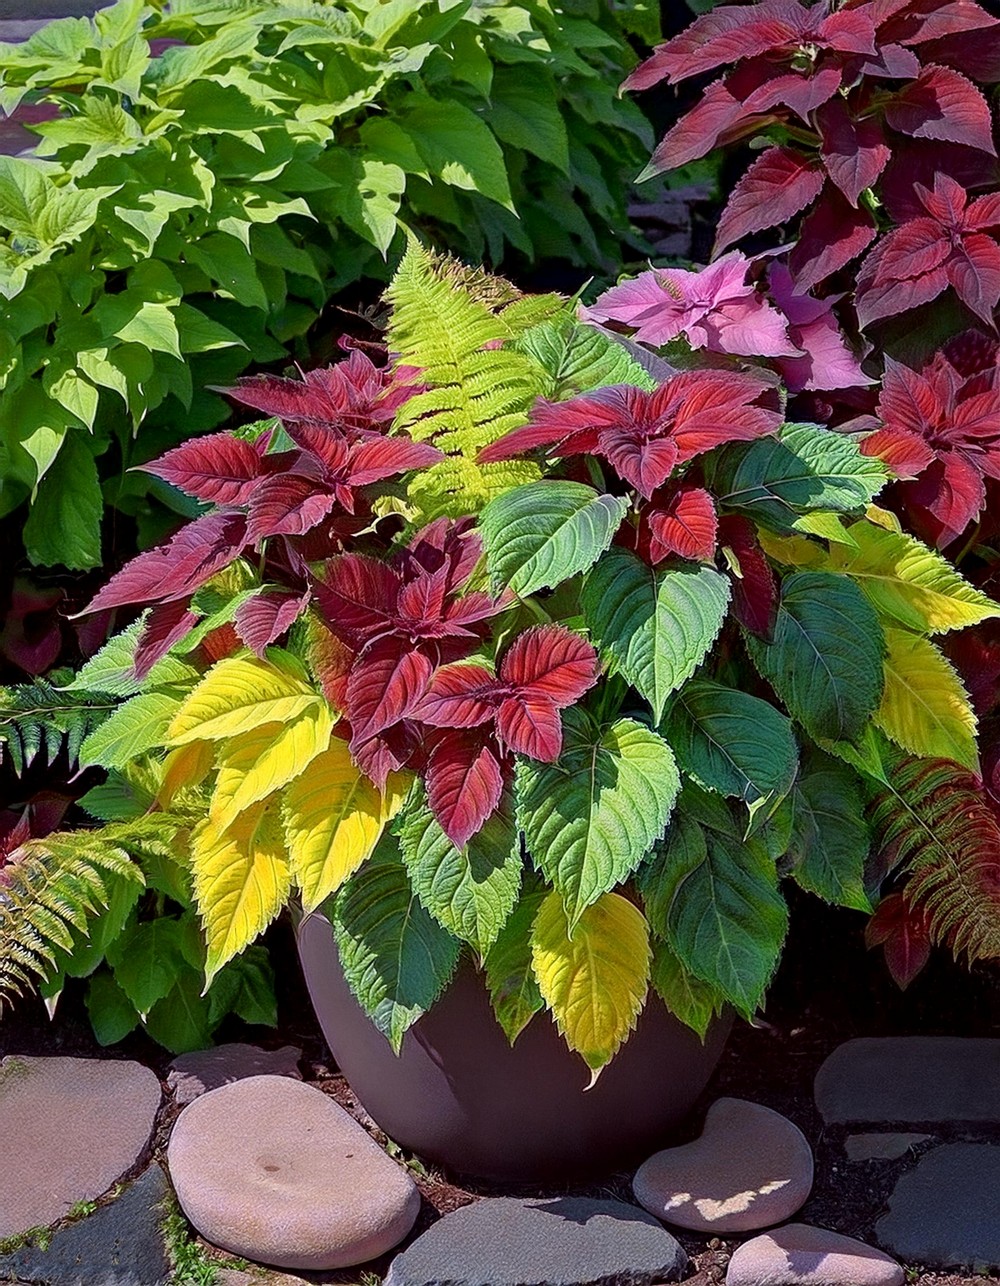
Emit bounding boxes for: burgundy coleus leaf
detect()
[246,473,340,544]
[645,487,719,563]
[425,730,506,849]
[718,515,779,640]
[234,588,311,657]
[306,618,355,711]
[714,147,826,254]
[142,431,264,505]
[922,23,1000,83]
[346,636,434,745]
[884,63,996,155]
[353,721,421,790]
[816,97,891,207]
[394,516,482,592]
[134,598,199,678]
[641,76,768,174]
[482,371,781,500]
[887,0,999,46]
[347,437,443,485]
[788,185,879,290]
[412,662,497,728]
[83,511,248,614]
[865,891,933,989]
[314,553,401,649]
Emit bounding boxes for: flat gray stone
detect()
[0,1164,171,1286]
[383,1196,687,1286]
[167,1044,301,1105]
[168,1075,420,1271]
[876,1143,1000,1269]
[726,1223,903,1286]
[843,1133,932,1163]
[633,1098,814,1233]
[0,1057,161,1238]
[815,1038,1000,1124]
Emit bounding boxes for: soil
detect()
[1,887,998,1286]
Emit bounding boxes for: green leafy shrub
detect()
[0,0,654,569]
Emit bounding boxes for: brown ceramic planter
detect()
[297,910,733,1183]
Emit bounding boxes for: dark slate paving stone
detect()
[167,1042,302,1105]
[383,1196,687,1286]
[814,1038,1000,1124]
[0,1164,172,1286]
[875,1143,1000,1270]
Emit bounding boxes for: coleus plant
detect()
[9,248,1000,1071]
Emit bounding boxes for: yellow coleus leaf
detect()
[210,703,335,831]
[168,654,322,744]
[756,530,826,569]
[283,737,410,914]
[158,740,215,806]
[191,797,291,984]
[531,889,651,1078]
[875,627,979,772]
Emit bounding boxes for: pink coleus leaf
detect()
[83,511,248,614]
[142,432,263,506]
[816,98,891,206]
[714,147,826,254]
[646,487,719,563]
[884,63,996,155]
[789,186,879,290]
[346,637,434,744]
[769,263,874,392]
[134,599,198,678]
[234,588,311,657]
[425,731,505,849]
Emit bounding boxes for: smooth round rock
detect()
[633,1097,814,1233]
[167,1075,420,1271]
[726,1223,904,1286]
[0,1055,161,1238]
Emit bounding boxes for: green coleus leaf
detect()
[66,616,198,697]
[649,938,725,1041]
[481,480,628,599]
[107,918,187,1015]
[78,690,184,771]
[516,317,656,400]
[663,679,799,817]
[583,548,731,722]
[332,835,461,1053]
[709,422,887,531]
[396,790,522,957]
[86,970,140,1047]
[747,570,885,744]
[143,967,216,1055]
[640,810,788,1019]
[516,708,680,927]
[399,93,513,211]
[788,751,872,912]
[484,878,547,1045]
[22,432,103,570]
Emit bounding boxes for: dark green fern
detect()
[385,240,564,520]
[869,755,1000,964]
[0,681,117,775]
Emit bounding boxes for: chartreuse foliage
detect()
[0,0,654,568]
[9,256,1000,1066]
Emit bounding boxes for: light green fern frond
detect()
[386,241,564,519]
[0,815,187,1009]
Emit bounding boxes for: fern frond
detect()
[385,241,563,519]
[0,815,187,1010]
[0,681,117,775]
[869,756,1000,964]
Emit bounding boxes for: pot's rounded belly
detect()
[297,910,732,1184]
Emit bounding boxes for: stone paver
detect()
[633,1098,814,1234]
[167,1075,420,1271]
[875,1142,1000,1270]
[167,1044,301,1105]
[725,1223,904,1286]
[0,1163,171,1286]
[384,1196,687,1286]
[843,1133,932,1163]
[0,1056,161,1239]
[814,1038,1000,1124]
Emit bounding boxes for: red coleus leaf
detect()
[495,696,565,762]
[789,186,879,290]
[347,637,434,744]
[234,589,311,657]
[816,98,891,206]
[714,147,826,254]
[641,76,760,174]
[395,516,483,593]
[246,473,339,544]
[891,0,999,46]
[944,232,1000,326]
[646,487,719,563]
[865,891,932,989]
[718,515,778,640]
[134,599,198,678]
[353,722,420,790]
[499,625,599,702]
[83,511,248,614]
[142,432,264,506]
[347,437,443,485]
[306,619,355,712]
[412,663,497,727]
[426,731,505,849]
[314,554,402,648]
[884,63,996,155]
[480,372,780,500]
